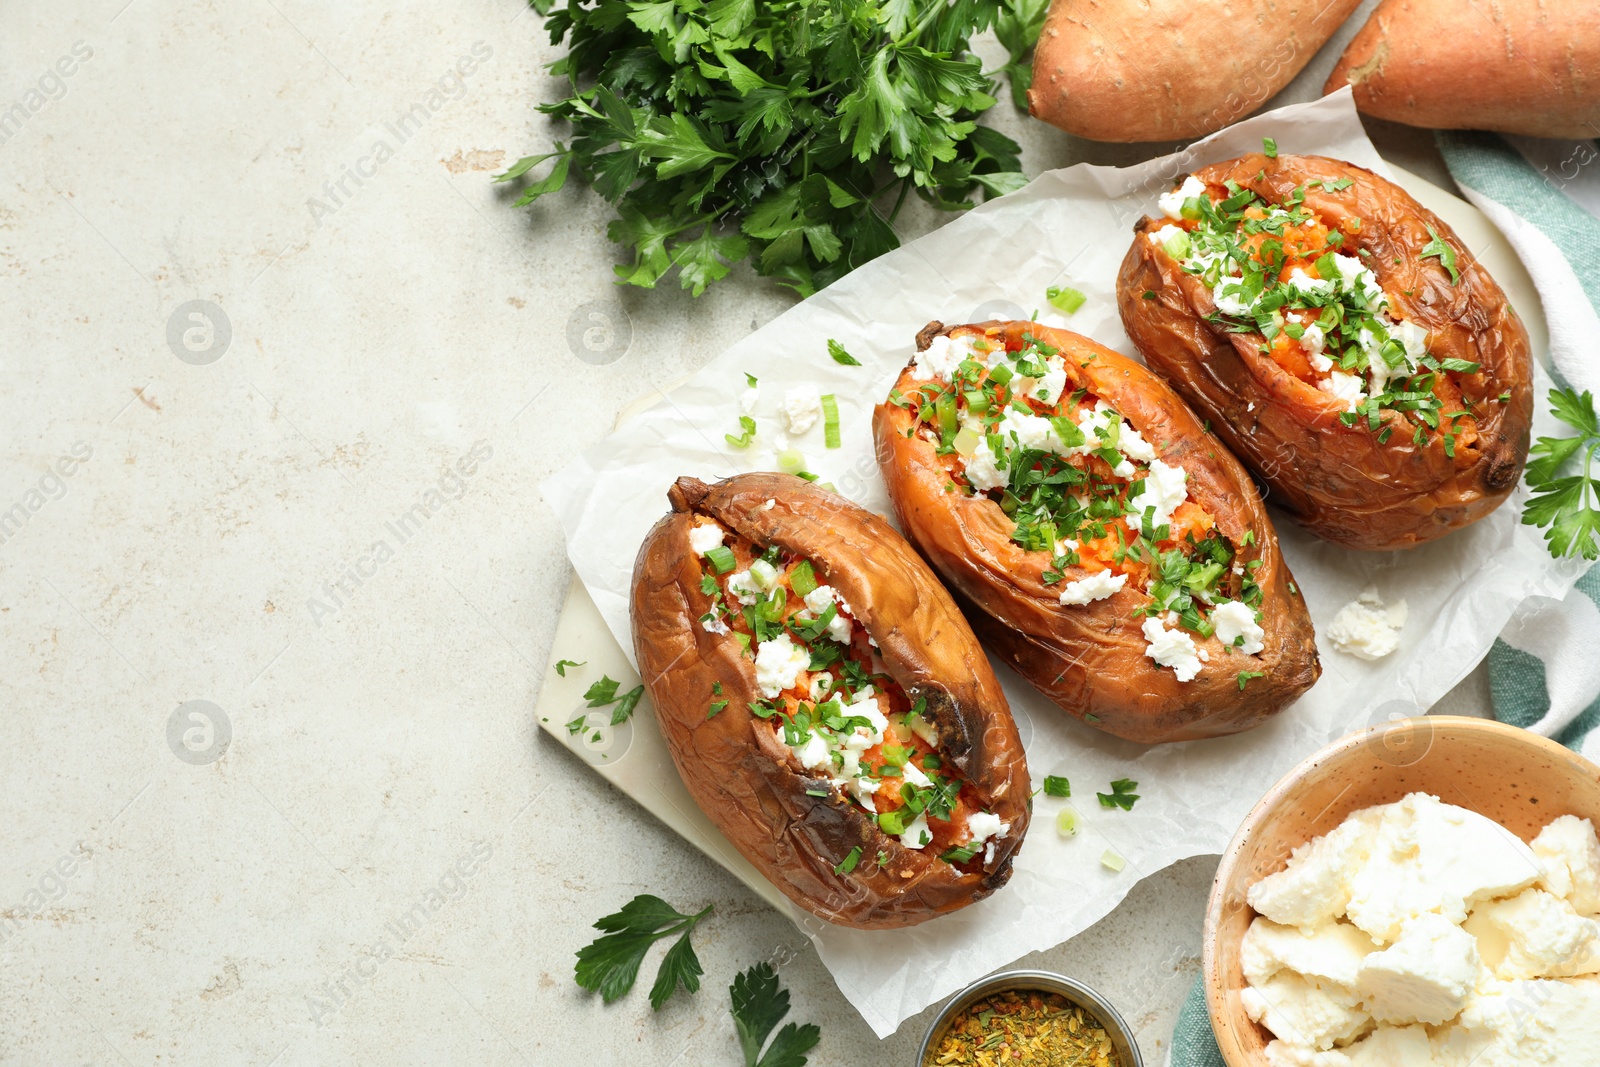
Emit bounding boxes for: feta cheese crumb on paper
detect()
[739,384,759,414]
[1141,615,1202,681]
[1327,586,1407,659]
[782,384,822,434]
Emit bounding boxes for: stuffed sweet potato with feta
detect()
[631,473,1031,929]
[1117,153,1533,550]
[873,321,1319,745]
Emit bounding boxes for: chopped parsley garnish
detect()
[1096,778,1140,811]
[827,339,861,367]
[707,699,728,719]
[833,846,863,874]
[574,894,713,1009]
[1237,670,1265,690]
[1419,224,1460,284]
[1042,775,1072,798]
[610,685,645,725]
[565,714,587,735]
[1262,137,1277,159]
[554,658,586,677]
[584,676,621,706]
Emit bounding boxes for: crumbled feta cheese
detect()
[849,775,880,809]
[1058,569,1127,606]
[760,498,776,511]
[1287,267,1335,297]
[801,584,853,643]
[1249,808,1384,930]
[1242,971,1372,1050]
[912,334,976,383]
[1033,356,1068,406]
[902,760,933,788]
[1318,370,1367,413]
[790,731,832,771]
[967,811,1009,844]
[1354,912,1480,1025]
[1127,458,1189,531]
[727,569,763,605]
[783,385,822,434]
[701,615,729,635]
[688,522,724,556]
[1468,888,1600,980]
[1435,976,1600,1067]
[1242,917,1378,989]
[899,812,932,850]
[1263,1041,1351,1067]
[1149,222,1187,247]
[739,385,759,415]
[907,712,938,746]
[1346,793,1544,944]
[1159,175,1206,220]
[996,410,1059,453]
[963,436,1007,491]
[1327,587,1407,660]
[753,634,809,698]
[808,675,832,702]
[1533,815,1600,915]
[1214,277,1253,316]
[1337,1024,1434,1067]
[1212,599,1266,655]
[1141,615,1202,682]
[1301,322,1327,355]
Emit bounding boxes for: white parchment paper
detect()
[543,90,1587,1036]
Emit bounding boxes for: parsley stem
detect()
[888,177,912,224]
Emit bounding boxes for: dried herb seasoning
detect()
[926,989,1121,1067]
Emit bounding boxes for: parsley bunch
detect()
[507,0,1039,296]
[1523,387,1600,560]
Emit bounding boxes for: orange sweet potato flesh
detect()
[630,473,1031,929]
[1028,0,1364,142]
[1325,0,1600,138]
[1116,153,1533,551]
[873,321,1320,745]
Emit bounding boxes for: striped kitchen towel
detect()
[1167,130,1600,1067]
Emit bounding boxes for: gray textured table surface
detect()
[0,1,1488,1064]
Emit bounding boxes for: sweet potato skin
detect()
[1325,0,1600,138]
[1028,0,1364,142]
[630,473,1030,929]
[1116,153,1533,551]
[873,322,1320,745]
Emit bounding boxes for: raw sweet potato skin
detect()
[1116,153,1533,551]
[1325,0,1600,138]
[1028,0,1364,142]
[630,473,1031,929]
[873,321,1320,745]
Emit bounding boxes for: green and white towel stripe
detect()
[1166,130,1600,1067]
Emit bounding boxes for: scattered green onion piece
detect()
[777,448,806,474]
[725,415,756,450]
[704,545,737,574]
[935,393,959,446]
[1101,848,1125,872]
[821,393,841,449]
[952,426,981,457]
[1056,807,1081,838]
[826,339,861,366]
[790,560,818,597]
[1046,285,1087,315]
[1162,231,1191,260]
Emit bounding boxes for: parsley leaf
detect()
[554,658,586,677]
[731,962,821,1067]
[1419,224,1460,284]
[1523,387,1600,560]
[1042,775,1071,798]
[827,339,861,366]
[574,895,714,1008]
[611,684,645,725]
[584,676,621,706]
[1097,778,1140,811]
[508,0,1029,298]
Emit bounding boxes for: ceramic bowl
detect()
[1203,715,1600,1065]
[917,968,1144,1067]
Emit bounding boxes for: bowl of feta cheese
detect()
[1202,716,1600,1066]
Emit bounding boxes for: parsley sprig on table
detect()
[731,962,821,1067]
[507,0,1035,297]
[1523,387,1600,560]
[574,894,714,1008]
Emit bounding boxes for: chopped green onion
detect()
[952,426,980,456]
[704,545,737,574]
[1101,848,1125,872]
[776,448,806,474]
[1046,285,1087,315]
[878,809,909,835]
[725,415,756,449]
[1056,807,1081,838]
[790,560,818,597]
[821,393,841,449]
[1162,231,1191,260]
[935,392,959,446]
[744,372,758,388]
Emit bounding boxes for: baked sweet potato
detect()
[872,321,1319,745]
[1325,0,1600,138]
[1116,153,1533,550]
[1028,0,1364,142]
[631,473,1031,929]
